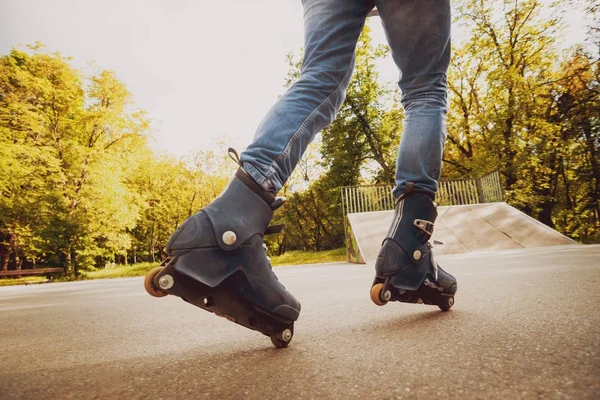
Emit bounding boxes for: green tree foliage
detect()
[449,0,560,187]
[0,46,150,273]
[444,0,600,241]
[269,143,345,253]
[320,25,403,187]
[0,45,232,273]
[548,48,600,241]
[128,150,231,263]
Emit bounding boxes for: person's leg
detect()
[370,0,457,309]
[156,1,375,347]
[241,0,374,194]
[375,0,451,199]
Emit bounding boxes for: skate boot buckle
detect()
[413,219,434,235]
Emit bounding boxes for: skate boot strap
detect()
[235,168,277,206]
[397,182,435,203]
[265,224,284,235]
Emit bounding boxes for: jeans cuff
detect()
[242,163,275,194]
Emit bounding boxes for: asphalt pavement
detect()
[1,244,599,399]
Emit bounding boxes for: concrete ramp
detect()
[345,202,576,264]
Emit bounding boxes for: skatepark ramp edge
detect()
[345,202,576,264]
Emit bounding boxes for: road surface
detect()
[1,245,599,399]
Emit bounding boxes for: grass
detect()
[84,262,158,280]
[0,276,49,287]
[270,247,347,266]
[0,248,348,287]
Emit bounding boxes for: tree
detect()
[452,0,560,189]
[320,24,403,188]
[548,47,600,241]
[444,0,599,241]
[129,149,232,263]
[0,45,151,274]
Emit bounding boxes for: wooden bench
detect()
[0,268,64,280]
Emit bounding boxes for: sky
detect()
[0,0,589,158]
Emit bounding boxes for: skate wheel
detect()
[144,266,168,298]
[438,296,454,312]
[270,326,293,348]
[370,283,389,306]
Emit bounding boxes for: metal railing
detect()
[340,184,395,216]
[341,170,503,216]
[479,169,504,204]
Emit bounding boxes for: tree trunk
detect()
[292,206,312,250]
[1,253,8,271]
[583,118,600,230]
[538,202,555,229]
[346,98,394,183]
[502,85,518,191]
[536,148,560,228]
[73,251,79,276]
[296,197,325,252]
[9,233,21,271]
[65,250,74,276]
[150,220,156,263]
[308,190,337,247]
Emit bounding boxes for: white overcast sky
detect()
[0,0,588,158]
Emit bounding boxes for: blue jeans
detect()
[241,0,451,199]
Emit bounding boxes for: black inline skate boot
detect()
[370,184,457,311]
[144,167,301,348]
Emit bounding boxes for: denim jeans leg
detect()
[375,0,451,199]
[240,0,373,194]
